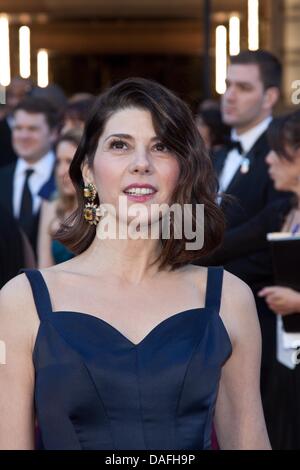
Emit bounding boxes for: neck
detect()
[21,149,51,165]
[235,114,271,136]
[79,220,165,284]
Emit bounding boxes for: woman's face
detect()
[56,140,77,196]
[84,107,180,227]
[266,144,300,192]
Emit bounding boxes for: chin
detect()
[274,182,285,191]
[19,150,36,160]
[222,115,236,127]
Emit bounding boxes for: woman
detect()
[0,78,270,450]
[37,129,82,267]
[258,111,300,450]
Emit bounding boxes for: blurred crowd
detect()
[0,49,300,450]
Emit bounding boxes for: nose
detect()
[56,163,68,179]
[129,148,153,175]
[224,85,236,102]
[14,128,31,140]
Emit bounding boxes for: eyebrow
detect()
[104,133,160,142]
[226,79,253,87]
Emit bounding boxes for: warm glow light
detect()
[0,14,11,86]
[215,25,227,95]
[229,16,240,56]
[19,26,31,78]
[37,49,48,88]
[248,0,259,50]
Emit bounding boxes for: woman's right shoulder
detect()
[0,273,40,371]
[0,273,37,328]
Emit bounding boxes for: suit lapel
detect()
[212,148,227,177]
[38,165,56,201]
[224,131,269,194]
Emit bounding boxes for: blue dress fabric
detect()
[51,239,74,265]
[23,266,232,450]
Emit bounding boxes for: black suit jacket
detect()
[0,161,56,253]
[197,130,292,291]
[0,118,17,168]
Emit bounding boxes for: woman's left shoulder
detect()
[220,270,260,347]
[222,269,254,302]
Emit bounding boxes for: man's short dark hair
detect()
[13,97,60,129]
[230,50,282,90]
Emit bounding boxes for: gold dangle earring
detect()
[83,182,101,225]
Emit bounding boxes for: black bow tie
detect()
[227,139,244,155]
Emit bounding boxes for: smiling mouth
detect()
[122,187,157,202]
[123,188,156,196]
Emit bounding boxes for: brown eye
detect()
[153,142,168,152]
[110,140,127,150]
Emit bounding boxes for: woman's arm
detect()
[214,271,271,449]
[37,200,57,268]
[0,275,37,449]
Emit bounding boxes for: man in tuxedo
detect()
[0,97,58,254]
[0,77,33,168]
[201,50,290,289]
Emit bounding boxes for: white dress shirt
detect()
[218,116,273,193]
[13,151,55,218]
[277,315,300,369]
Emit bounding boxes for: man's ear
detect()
[263,87,280,110]
[81,159,94,185]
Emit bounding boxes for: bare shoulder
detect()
[39,256,81,279]
[180,263,208,283]
[0,273,38,347]
[220,270,260,347]
[0,273,35,313]
[221,270,255,310]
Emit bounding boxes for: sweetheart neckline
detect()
[50,307,210,348]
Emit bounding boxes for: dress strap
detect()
[204,266,224,313]
[20,269,53,321]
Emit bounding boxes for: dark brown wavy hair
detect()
[56,77,225,270]
[268,110,300,161]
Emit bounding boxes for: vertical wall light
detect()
[248,0,259,50]
[19,26,31,78]
[229,15,240,56]
[37,49,48,88]
[215,25,227,95]
[0,14,11,86]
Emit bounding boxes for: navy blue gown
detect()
[23,266,232,450]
